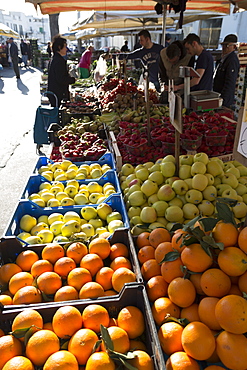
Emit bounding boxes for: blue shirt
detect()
[191,49,214,91]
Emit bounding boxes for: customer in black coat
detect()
[48,35,75,107]
[213,34,239,108]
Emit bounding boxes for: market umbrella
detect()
[0,22,19,38]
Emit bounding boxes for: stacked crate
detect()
[234,43,247,117]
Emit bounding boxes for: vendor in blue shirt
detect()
[174,33,214,92]
[118,30,164,92]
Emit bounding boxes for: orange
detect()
[161,257,184,283]
[101,326,130,354]
[95,267,114,290]
[238,270,247,293]
[136,232,151,249]
[126,350,154,370]
[168,277,196,308]
[43,350,79,370]
[0,295,13,306]
[0,263,22,284]
[2,356,35,370]
[181,321,216,361]
[108,318,118,327]
[12,309,43,333]
[166,351,200,370]
[9,272,34,295]
[238,226,247,254]
[79,282,104,299]
[141,259,161,281]
[138,246,155,265]
[80,253,104,277]
[149,228,171,248]
[212,222,239,248]
[180,303,200,323]
[54,286,79,302]
[52,305,83,339]
[146,275,168,302]
[88,238,111,259]
[43,322,53,331]
[117,306,145,339]
[26,329,60,366]
[68,328,99,365]
[111,267,136,292]
[67,267,92,291]
[41,243,65,264]
[171,229,188,252]
[103,290,117,297]
[154,242,172,264]
[0,335,23,370]
[181,243,213,273]
[228,283,242,296]
[37,271,62,295]
[82,304,109,333]
[109,243,129,260]
[0,329,4,337]
[152,297,180,326]
[30,259,53,277]
[15,250,39,271]
[85,351,115,370]
[198,297,221,331]
[217,246,247,276]
[110,256,132,271]
[216,331,247,370]
[158,321,184,355]
[54,257,76,279]
[215,294,247,334]
[129,340,147,352]
[204,366,226,370]
[12,286,42,305]
[200,268,231,297]
[189,273,204,295]
[66,242,88,264]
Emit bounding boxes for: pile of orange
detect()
[136,223,247,370]
[0,238,136,305]
[0,303,155,370]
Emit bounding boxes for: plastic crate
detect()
[205,134,227,146]
[21,171,121,206]
[181,136,203,151]
[3,194,129,242]
[0,284,165,370]
[124,139,148,157]
[161,141,175,154]
[33,152,116,173]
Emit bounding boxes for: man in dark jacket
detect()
[9,37,20,79]
[213,34,239,108]
[48,35,75,107]
[20,39,29,67]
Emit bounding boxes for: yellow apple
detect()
[37,229,54,243]
[20,214,37,232]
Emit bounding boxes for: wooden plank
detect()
[112,142,122,172]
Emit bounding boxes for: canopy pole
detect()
[161,4,167,46]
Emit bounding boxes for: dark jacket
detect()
[10,42,19,59]
[213,51,239,108]
[48,52,75,106]
[20,41,28,56]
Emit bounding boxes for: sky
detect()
[0,0,80,33]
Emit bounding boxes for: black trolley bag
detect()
[33,91,59,152]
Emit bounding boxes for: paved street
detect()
[0,65,44,237]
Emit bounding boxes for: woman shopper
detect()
[78,45,94,79]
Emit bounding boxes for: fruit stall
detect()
[0,71,247,370]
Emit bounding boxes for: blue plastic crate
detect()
[33,152,116,173]
[3,194,129,242]
[21,170,121,204]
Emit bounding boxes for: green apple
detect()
[54,173,67,181]
[97,203,112,220]
[165,177,180,186]
[242,194,247,204]
[47,198,61,207]
[235,183,247,196]
[157,184,175,202]
[143,161,155,169]
[38,215,49,224]
[56,192,69,202]
[128,191,147,207]
[37,229,54,243]
[64,185,78,198]
[203,185,217,201]
[30,222,49,236]
[184,178,193,189]
[221,173,238,189]
[222,188,238,200]
[61,220,81,237]
[20,214,37,232]
[165,206,183,222]
[216,184,231,196]
[135,167,149,181]
[49,221,64,236]
[148,171,164,185]
[232,202,247,218]
[89,193,102,204]
[60,159,73,171]
[40,192,55,203]
[226,167,241,179]
[89,218,104,229]
[192,174,208,191]
[179,154,194,165]
[131,225,149,236]
[121,163,135,176]
[198,200,215,216]
[152,201,169,217]
[231,160,242,167]
[106,212,122,224]
[149,164,161,173]
[108,220,124,233]
[172,179,189,195]
[63,211,81,223]
[237,195,243,202]
[129,179,143,188]
[60,198,75,207]
[148,194,159,206]
[177,195,186,205]
[185,189,203,204]
[135,164,145,171]
[81,206,98,220]
[128,207,141,219]
[239,177,247,186]
[193,152,209,165]
[74,193,88,205]
[87,182,102,194]
[31,198,46,207]
[207,161,223,177]
[25,236,42,245]
[169,197,183,208]
[125,174,136,186]
[53,235,69,243]
[140,207,157,223]
[213,177,222,186]
[179,165,192,180]
[205,173,214,185]
[128,184,142,195]
[39,182,52,191]
[162,155,176,163]
[191,162,206,176]
[237,166,247,177]
[130,216,143,227]
[141,180,158,197]
[141,202,149,209]
[223,162,235,171]
[95,227,108,235]
[182,203,199,219]
[91,168,103,179]
[156,217,168,227]
[160,162,176,178]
